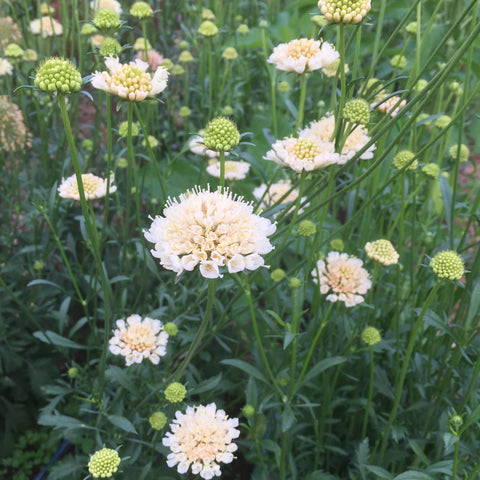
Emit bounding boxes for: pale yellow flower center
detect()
[224,161,241,173]
[121,323,156,353]
[79,174,104,196]
[291,138,321,161]
[327,261,357,293]
[111,65,152,95]
[286,39,318,59]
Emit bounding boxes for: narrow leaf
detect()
[220,359,268,383]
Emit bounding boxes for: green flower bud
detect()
[88,448,121,479]
[361,327,381,346]
[259,19,269,29]
[311,14,328,27]
[242,404,255,418]
[171,64,185,75]
[422,162,440,179]
[434,115,451,129]
[22,49,38,61]
[149,411,167,430]
[33,260,45,271]
[179,40,189,50]
[318,0,371,24]
[130,1,153,19]
[449,414,463,435]
[93,9,121,35]
[449,144,469,163]
[81,23,98,36]
[142,135,159,148]
[222,105,233,116]
[117,157,128,168]
[343,98,370,125]
[198,20,218,37]
[34,57,82,94]
[278,81,290,93]
[271,268,286,282]
[5,43,23,58]
[164,322,178,336]
[392,150,417,171]
[430,250,464,281]
[288,277,302,290]
[405,21,418,35]
[118,121,139,138]
[278,377,289,386]
[298,220,317,237]
[99,37,122,57]
[390,54,407,69]
[179,106,191,117]
[449,81,463,96]
[222,47,238,61]
[164,382,187,403]
[179,50,194,63]
[162,58,173,70]
[68,367,78,378]
[330,238,344,251]
[133,37,151,51]
[413,79,428,95]
[237,24,249,34]
[203,117,240,152]
[82,139,94,151]
[202,8,216,20]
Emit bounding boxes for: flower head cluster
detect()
[361,327,381,346]
[0,58,13,76]
[58,173,116,200]
[91,0,122,15]
[130,1,153,19]
[299,115,375,164]
[35,57,82,94]
[373,95,406,117]
[5,43,23,58]
[198,20,218,37]
[365,239,399,266]
[268,38,339,74]
[30,16,63,37]
[264,136,340,172]
[92,57,169,101]
[0,96,31,152]
[203,117,240,152]
[222,47,238,61]
[430,250,464,281]
[109,314,169,366]
[98,37,122,57]
[311,252,371,307]
[318,0,371,23]
[165,382,187,403]
[392,150,417,171]
[253,180,307,215]
[188,131,223,158]
[202,8,216,20]
[0,17,22,48]
[434,115,451,129]
[179,50,194,63]
[206,160,250,181]
[390,54,407,69]
[422,163,440,179]
[93,9,121,34]
[144,186,276,279]
[149,411,167,430]
[162,403,240,480]
[449,144,469,163]
[343,98,370,125]
[88,448,121,478]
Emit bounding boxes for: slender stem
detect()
[101,93,113,245]
[295,73,307,134]
[141,21,149,66]
[361,347,375,438]
[219,150,226,191]
[208,37,214,118]
[378,281,442,462]
[452,437,460,480]
[332,23,346,150]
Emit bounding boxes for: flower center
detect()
[327,262,356,293]
[286,39,318,59]
[111,65,152,95]
[291,138,321,162]
[122,324,156,352]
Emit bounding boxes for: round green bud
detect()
[449,414,463,435]
[392,150,417,171]
[318,0,371,24]
[179,40,189,50]
[365,239,399,265]
[88,448,121,478]
[198,20,218,37]
[222,47,238,61]
[270,268,286,282]
[202,8,216,20]
[149,411,167,430]
[278,377,289,387]
[311,14,328,27]
[82,138,94,151]
[179,106,191,117]
[421,162,440,179]
[237,23,249,34]
[33,260,45,271]
[449,144,469,163]
[259,19,268,29]
[93,9,121,35]
[171,64,185,75]
[22,49,38,62]
[449,81,463,96]
[162,58,173,70]
[242,404,255,418]
[390,55,406,69]
[179,50,194,63]
[118,121,139,138]
[222,105,234,116]
[5,43,23,58]
[434,115,451,129]
[364,77,383,94]
[330,238,344,251]
[163,322,178,336]
[298,220,317,237]
[68,367,78,378]
[164,382,187,403]
[99,37,122,57]
[405,21,418,35]
[203,117,240,152]
[278,81,290,93]
[130,1,153,19]
[34,57,82,95]
[361,327,381,346]
[133,37,152,51]
[343,98,370,125]
[142,135,159,148]
[235,15,243,23]
[81,23,98,36]
[117,157,128,168]
[40,2,55,14]
[413,79,428,95]
[430,250,464,281]
[288,277,302,290]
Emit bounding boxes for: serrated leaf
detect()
[107,414,137,434]
[33,330,85,349]
[220,359,268,383]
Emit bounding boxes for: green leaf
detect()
[220,359,268,383]
[190,373,222,394]
[107,414,137,434]
[305,471,340,480]
[365,465,394,480]
[38,413,94,431]
[283,331,296,350]
[281,405,296,432]
[466,278,480,329]
[105,366,138,395]
[461,403,480,433]
[261,439,281,466]
[33,330,85,349]
[301,357,346,386]
[393,471,435,480]
[356,438,369,480]
[443,432,459,451]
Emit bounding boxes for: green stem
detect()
[378,281,442,463]
[208,37,214,118]
[332,23,346,150]
[452,437,460,480]
[361,347,375,438]
[295,73,307,134]
[219,150,226,190]
[141,21,149,66]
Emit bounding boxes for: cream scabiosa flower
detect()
[30,16,63,37]
[162,403,240,480]
[253,180,308,215]
[58,173,116,200]
[91,0,122,15]
[206,160,250,180]
[264,136,340,173]
[299,115,375,163]
[91,56,169,101]
[144,186,276,279]
[268,38,339,74]
[0,58,13,76]
[311,251,371,307]
[373,95,406,117]
[109,314,169,366]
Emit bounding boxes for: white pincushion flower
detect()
[253,180,308,215]
[91,0,122,14]
[264,136,340,173]
[268,38,339,74]
[299,115,375,163]
[91,57,169,101]
[188,131,223,158]
[109,314,169,366]
[372,95,406,117]
[206,160,250,180]
[162,403,240,480]
[311,251,371,307]
[144,186,276,279]
[365,239,399,266]
[30,17,63,37]
[58,173,116,201]
[0,58,13,76]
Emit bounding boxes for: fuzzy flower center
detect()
[286,39,319,59]
[81,174,106,196]
[291,138,321,162]
[327,261,358,293]
[122,323,156,353]
[111,65,152,95]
